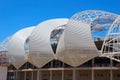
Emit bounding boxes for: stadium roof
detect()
[1,10,120,69]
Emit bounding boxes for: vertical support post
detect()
[91,68,94,80]
[50,70,52,80]
[37,70,40,80]
[16,71,18,80]
[24,71,26,80]
[110,56,113,80]
[62,62,64,80]
[31,71,33,80]
[14,71,16,80]
[62,70,64,80]
[51,61,53,68]
[72,68,76,80]
[40,70,41,80]
[92,58,94,80]
[15,71,18,80]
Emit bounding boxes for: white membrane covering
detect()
[28,18,68,68]
[7,27,35,69]
[6,10,119,69]
[56,20,98,67]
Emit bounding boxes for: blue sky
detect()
[0,0,120,42]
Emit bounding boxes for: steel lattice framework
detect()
[102,16,120,62]
[0,37,11,51]
[71,10,118,24]
[0,44,5,52]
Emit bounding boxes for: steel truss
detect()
[102,16,120,62]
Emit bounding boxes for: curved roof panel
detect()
[56,20,98,67]
[28,18,68,68]
[7,27,35,69]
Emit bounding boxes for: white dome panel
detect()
[56,20,98,67]
[7,27,35,69]
[28,18,68,68]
